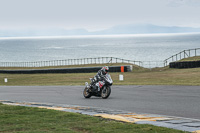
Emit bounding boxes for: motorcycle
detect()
[83,73,113,99]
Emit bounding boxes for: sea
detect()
[0,33,200,64]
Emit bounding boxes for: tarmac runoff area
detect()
[1,100,200,133]
[0,85,200,132]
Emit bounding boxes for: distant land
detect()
[1,24,200,37]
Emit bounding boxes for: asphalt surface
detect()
[0,85,200,120]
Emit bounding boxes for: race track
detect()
[0,85,200,120]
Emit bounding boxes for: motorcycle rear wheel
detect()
[83,87,92,98]
[101,86,111,99]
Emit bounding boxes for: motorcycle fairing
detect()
[96,81,105,89]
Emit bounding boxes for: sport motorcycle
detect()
[83,73,113,99]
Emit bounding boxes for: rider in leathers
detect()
[90,66,109,92]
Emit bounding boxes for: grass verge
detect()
[178,56,200,62]
[0,103,186,133]
[1,59,200,86]
[1,66,200,86]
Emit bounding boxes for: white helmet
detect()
[102,66,109,75]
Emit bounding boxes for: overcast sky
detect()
[0,0,200,31]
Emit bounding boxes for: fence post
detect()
[189,50,190,57]
[180,52,182,60]
[184,50,185,58]
[195,49,197,56]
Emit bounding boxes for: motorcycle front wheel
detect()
[83,87,92,98]
[101,86,111,99]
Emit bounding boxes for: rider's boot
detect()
[95,83,101,95]
[94,85,99,92]
[97,86,100,92]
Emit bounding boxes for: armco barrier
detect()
[0,66,132,74]
[169,61,200,68]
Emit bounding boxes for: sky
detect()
[0,0,200,31]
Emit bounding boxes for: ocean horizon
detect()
[1,32,200,40]
[0,33,200,65]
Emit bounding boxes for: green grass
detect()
[178,56,200,62]
[0,103,186,133]
[1,66,200,86]
[1,60,200,86]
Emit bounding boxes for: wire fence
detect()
[0,57,143,68]
[1,48,200,68]
[140,61,165,68]
[164,48,200,66]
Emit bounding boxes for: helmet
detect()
[101,66,109,75]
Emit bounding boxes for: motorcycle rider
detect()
[90,66,109,92]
